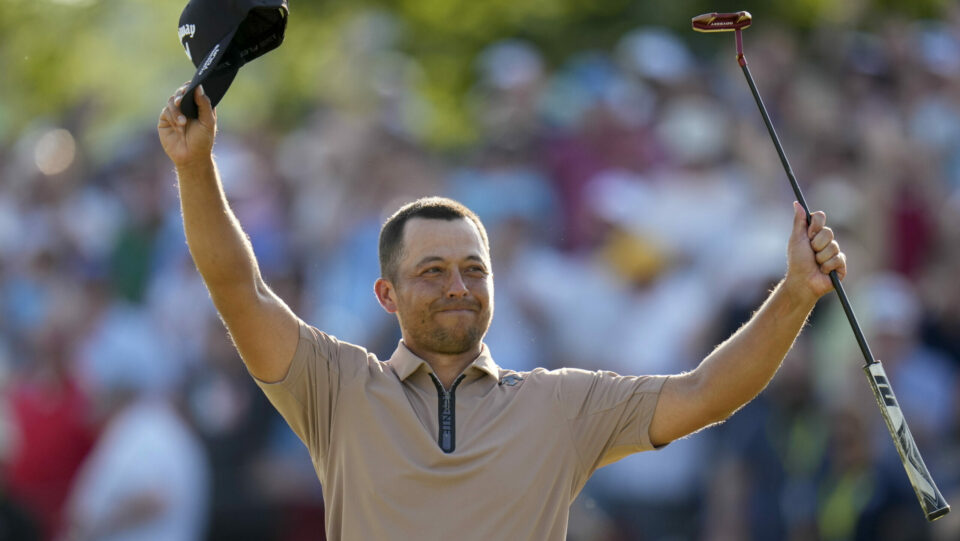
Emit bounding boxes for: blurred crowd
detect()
[2,10,960,541]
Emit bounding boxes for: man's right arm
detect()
[158,84,298,383]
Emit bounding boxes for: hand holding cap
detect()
[176,0,289,117]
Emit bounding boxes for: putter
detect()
[692,11,950,522]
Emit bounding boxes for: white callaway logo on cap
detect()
[178,23,196,61]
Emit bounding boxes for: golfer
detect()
[159,85,847,540]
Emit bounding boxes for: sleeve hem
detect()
[641,375,671,451]
[249,318,311,391]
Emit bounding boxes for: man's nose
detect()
[446,269,469,297]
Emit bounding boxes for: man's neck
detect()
[404,343,482,390]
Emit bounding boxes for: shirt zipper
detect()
[429,373,466,453]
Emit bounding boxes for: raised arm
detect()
[158,85,298,383]
[648,202,847,446]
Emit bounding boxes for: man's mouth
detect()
[435,303,479,314]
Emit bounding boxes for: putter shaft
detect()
[737,50,877,366]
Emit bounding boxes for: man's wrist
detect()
[174,155,215,178]
[780,275,819,312]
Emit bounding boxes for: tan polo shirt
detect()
[255,320,668,540]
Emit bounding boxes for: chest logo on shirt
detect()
[499,374,523,387]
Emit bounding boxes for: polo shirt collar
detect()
[388,342,500,382]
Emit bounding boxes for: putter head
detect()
[692,11,752,32]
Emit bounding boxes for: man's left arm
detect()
[648,202,847,447]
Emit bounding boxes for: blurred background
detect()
[2,0,959,539]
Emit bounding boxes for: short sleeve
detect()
[557,368,668,476]
[253,320,369,466]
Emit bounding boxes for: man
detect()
[158,85,847,539]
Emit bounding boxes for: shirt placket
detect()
[428,373,467,453]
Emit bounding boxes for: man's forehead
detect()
[400,217,489,263]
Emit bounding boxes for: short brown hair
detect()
[378,197,489,282]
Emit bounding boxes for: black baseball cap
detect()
[177,0,289,118]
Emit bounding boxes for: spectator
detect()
[61,306,209,541]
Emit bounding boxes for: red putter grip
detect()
[692,11,753,32]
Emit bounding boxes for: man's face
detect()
[377,217,494,356]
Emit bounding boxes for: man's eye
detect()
[467,266,487,275]
[423,267,442,275]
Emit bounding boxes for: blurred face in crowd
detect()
[376,217,494,356]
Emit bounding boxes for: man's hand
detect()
[158,84,216,169]
[784,201,847,304]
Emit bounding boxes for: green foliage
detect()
[0,0,951,153]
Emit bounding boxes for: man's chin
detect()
[426,327,483,355]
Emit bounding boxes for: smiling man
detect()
[159,85,846,540]
[375,204,494,388]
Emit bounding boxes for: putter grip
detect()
[865,362,951,521]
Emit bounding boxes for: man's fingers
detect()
[162,104,185,131]
[195,85,216,126]
[159,107,174,129]
[164,93,188,127]
[820,252,846,279]
[157,101,186,138]
[792,202,807,236]
[811,227,834,252]
[815,240,840,264]
[807,211,826,239]
[160,101,177,128]
[170,82,193,112]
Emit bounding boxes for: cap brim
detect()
[181,26,240,119]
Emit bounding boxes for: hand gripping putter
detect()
[692,11,950,522]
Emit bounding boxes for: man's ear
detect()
[374,278,398,314]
